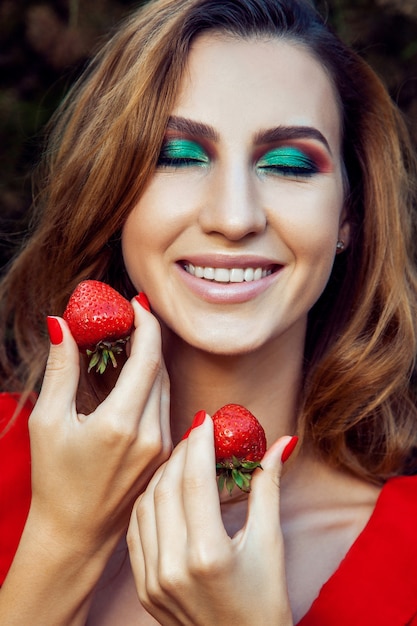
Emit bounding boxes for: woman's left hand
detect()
[127,413,294,626]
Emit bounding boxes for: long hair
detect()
[1,0,416,480]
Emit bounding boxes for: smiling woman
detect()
[0,1,417,625]
[122,35,346,357]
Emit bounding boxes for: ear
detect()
[337,208,351,251]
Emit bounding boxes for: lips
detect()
[175,254,283,303]
[182,262,277,284]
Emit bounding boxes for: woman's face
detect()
[122,34,348,355]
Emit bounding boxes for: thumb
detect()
[246,435,298,535]
[35,316,80,419]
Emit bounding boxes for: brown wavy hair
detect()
[1,0,416,481]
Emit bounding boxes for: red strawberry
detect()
[63,280,134,374]
[212,403,267,494]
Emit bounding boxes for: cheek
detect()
[267,184,344,293]
[124,174,200,241]
[270,195,342,256]
[121,220,141,290]
[121,201,156,289]
[121,181,192,288]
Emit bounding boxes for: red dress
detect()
[297,474,417,625]
[0,393,32,583]
[1,393,417,624]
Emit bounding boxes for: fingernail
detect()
[181,410,206,440]
[134,292,151,312]
[191,409,206,429]
[46,316,63,345]
[281,436,299,463]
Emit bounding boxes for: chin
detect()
[159,310,282,358]
[184,331,264,357]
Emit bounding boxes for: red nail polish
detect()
[46,316,63,345]
[281,436,299,463]
[191,409,206,429]
[135,292,151,312]
[181,410,206,440]
[181,426,192,440]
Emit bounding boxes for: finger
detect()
[246,436,297,537]
[127,496,147,588]
[34,316,80,422]
[128,494,170,624]
[182,415,228,550]
[137,355,172,454]
[159,363,172,451]
[127,505,183,626]
[104,299,163,423]
[129,449,193,626]
[152,442,188,563]
[129,466,166,606]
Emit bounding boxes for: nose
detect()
[198,162,267,241]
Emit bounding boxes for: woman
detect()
[1,0,417,624]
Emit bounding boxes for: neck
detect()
[163,324,305,447]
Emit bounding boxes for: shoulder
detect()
[0,391,34,472]
[0,392,34,586]
[346,476,417,622]
[344,475,417,593]
[374,475,417,525]
[381,473,417,495]
[0,391,36,442]
[0,391,35,448]
[297,475,417,626]
[0,391,35,423]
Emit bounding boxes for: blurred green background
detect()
[1,0,417,269]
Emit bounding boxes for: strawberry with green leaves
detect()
[212,403,267,494]
[63,280,134,374]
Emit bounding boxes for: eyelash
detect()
[256,147,319,178]
[157,139,209,168]
[157,139,319,178]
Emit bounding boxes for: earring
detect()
[336,240,345,252]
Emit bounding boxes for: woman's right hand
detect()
[27,295,172,554]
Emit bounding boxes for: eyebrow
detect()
[254,125,332,155]
[167,116,219,142]
[167,116,331,154]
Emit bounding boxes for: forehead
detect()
[173,33,342,151]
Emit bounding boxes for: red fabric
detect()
[0,392,33,585]
[298,475,417,625]
[1,392,417,624]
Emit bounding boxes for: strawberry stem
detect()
[216,458,263,495]
[86,338,129,374]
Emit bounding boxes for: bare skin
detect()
[88,453,380,625]
[119,35,378,625]
[0,34,381,626]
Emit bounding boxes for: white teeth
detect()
[203,267,215,280]
[230,268,244,283]
[244,267,254,282]
[254,267,263,280]
[214,268,230,283]
[184,263,272,283]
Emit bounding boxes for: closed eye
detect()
[157,138,210,169]
[257,146,319,178]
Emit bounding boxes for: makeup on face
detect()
[122,35,345,357]
[158,116,334,179]
[157,137,210,169]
